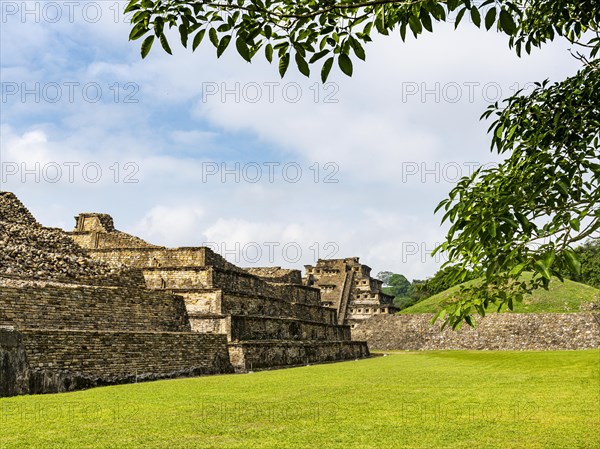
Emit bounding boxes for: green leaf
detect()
[321,56,334,82]
[179,24,188,48]
[265,43,273,63]
[236,37,251,62]
[279,52,290,78]
[484,7,497,30]
[309,50,329,63]
[216,35,231,58]
[192,29,206,51]
[509,263,526,277]
[295,53,310,77]
[534,260,552,280]
[499,9,517,35]
[564,249,581,275]
[140,35,154,58]
[556,180,569,196]
[124,0,140,14]
[129,22,148,41]
[408,15,422,36]
[454,8,466,29]
[264,24,272,39]
[420,10,433,33]
[209,28,218,48]
[159,33,172,55]
[543,250,555,269]
[470,7,481,28]
[338,53,353,76]
[570,218,581,232]
[488,221,497,237]
[464,315,475,327]
[350,37,366,61]
[399,22,407,41]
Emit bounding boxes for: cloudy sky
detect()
[0,1,582,280]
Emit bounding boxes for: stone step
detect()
[0,285,190,333]
[228,315,351,342]
[187,314,352,342]
[228,340,370,373]
[1,328,233,397]
[172,288,339,324]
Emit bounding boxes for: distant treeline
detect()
[378,239,600,311]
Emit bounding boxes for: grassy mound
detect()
[400,274,600,314]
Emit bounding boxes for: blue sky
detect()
[0,1,583,279]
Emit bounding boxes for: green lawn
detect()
[1,351,598,448]
[400,276,600,314]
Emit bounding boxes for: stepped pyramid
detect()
[0,192,233,397]
[71,213,370,372]
[304,258,398,328]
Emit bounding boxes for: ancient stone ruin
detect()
[304,258,398,328]
[0,192,235,397]
[70,212,369,374]
[0,193,370,397]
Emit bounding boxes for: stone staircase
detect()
[337,270,355,325]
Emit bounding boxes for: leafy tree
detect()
[386,273,412,297]
[376,271,394,286]
[125,0,600,328]
[394,296,419,311]
[380,275,428,310]
[421,266,477,297]
[563,239,600,288]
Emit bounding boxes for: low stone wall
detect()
[352,313,600,350]
[83,247,245,273]
[213,269,322,305]
[0,329,234,396]
[229,315,351,342]
[243,267,303,285]
[143,267,212,290]
[84,247,209,267]
[228,340,370,372]
[71,231,158,250]
[221,292,337,324]
[0,285,190,332]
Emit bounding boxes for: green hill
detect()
[400,275,600,314]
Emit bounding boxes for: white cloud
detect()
[131,204,206,247]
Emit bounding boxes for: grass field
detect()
[1,350,598,448]
[400,276,600,314]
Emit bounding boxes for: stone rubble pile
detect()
[0,192,142,287]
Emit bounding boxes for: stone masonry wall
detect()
[20,329,234,394]
[228,340,370,372]
[213,269,321,305]
[243,267,303,285]
[0,328,29,397]
[228,316,351,342]
[352,313,600,350]
[140,266,322,305]
[0,285,190,332]
[143,267,212,290]
[221,292,337,324]
[80,247,246,273]
[178,289,337,324]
